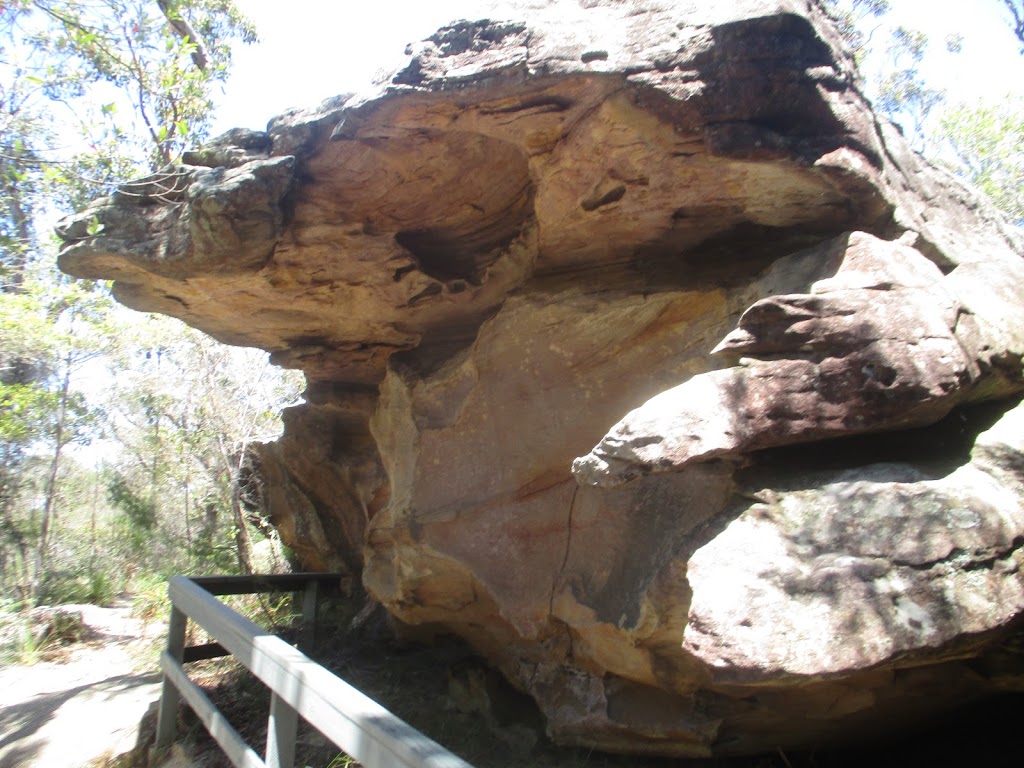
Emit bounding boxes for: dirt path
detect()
[0,601,166,768]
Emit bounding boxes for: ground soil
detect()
[2,592,1022,768]
[182,593,1024,768]
[0,600,165,768]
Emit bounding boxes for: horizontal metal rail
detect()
[153,574,474,768]
[190,572,346,596]
[161,649,266,768]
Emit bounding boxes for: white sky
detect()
[211,1,500,133]
[874,0,1024,100]
[210,0,1024,135]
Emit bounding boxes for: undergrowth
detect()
[38,569,119,607]
[0,607,89,666]
[0,618,57,665]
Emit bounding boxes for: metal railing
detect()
[153,573,474,768]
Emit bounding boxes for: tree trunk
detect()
[156,0,210,70]
[232,481,253,575]
[0,154,33,292]
[182,404,192,558]
[35,354,72,599]
[184,460,192,557]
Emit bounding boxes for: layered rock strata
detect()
[58,0,1024,756]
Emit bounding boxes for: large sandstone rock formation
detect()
[58,0,1024,757]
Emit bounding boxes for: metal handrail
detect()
[153,573,474,768]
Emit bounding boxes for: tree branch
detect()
[1006,1,1024,53]
[156,0,209,71]
[121,26,170,166]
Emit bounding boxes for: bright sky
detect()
[210,0,1024,135]
[211,1,500,133]
[875,0,1024,100]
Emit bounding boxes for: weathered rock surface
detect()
[57,0,1024,757]
[573,231,1023,487]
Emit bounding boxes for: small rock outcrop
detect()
[58,0,1024,756]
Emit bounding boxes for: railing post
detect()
[299,579,318,654]
[154,604,188,753]
[266,691,298,768]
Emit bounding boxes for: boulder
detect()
[57,0,1024,756]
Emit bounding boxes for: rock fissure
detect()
[879,547,992,574]
[549,483,578,620]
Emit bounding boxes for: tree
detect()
[1,0,255,282]
[0,279,110,600]
[820,0,952,150]
[820,0,1023,221]
[938,96,1024,224]
[820,0,891,65]
[103,317,303,576]
[874,25,946,149]
[0,0,256,604]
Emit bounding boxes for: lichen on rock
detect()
[57,0,1024,757]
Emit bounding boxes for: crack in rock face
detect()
[56,0,1024,757]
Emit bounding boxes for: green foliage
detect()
[0,276,116,601]
[937,96,1024,224]
[821,0,1023,221]
[189,520,239,572]
[225,590,296,633]
[107,473,156,531]
[821,1,952,150]
[1,0,255,171]
[0,616,59,665]
[874,25,945,147]
[130,571,170,624]
[821,0,891,64]
[0,605,87,664]
[320,753,360,768]
[0,0,262,606]
[106,470,159,566]
[37,568,116,606]
[98,313,303,579]
[0,0,255,286]
[0,383,61,442]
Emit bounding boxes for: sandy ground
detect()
[0,601,166,768]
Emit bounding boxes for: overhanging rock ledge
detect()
[57,0,1024,757]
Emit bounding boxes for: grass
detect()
[225,591,298,632]
[320,753,360,768]
[129,572,171,625]
[5,620,58,665]
[38,569,119,607]
[0,606,88,665]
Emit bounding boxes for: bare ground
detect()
[3,594,1022,768]
[0,600,165,768]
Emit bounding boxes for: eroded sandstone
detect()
[58,0,1024,757]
